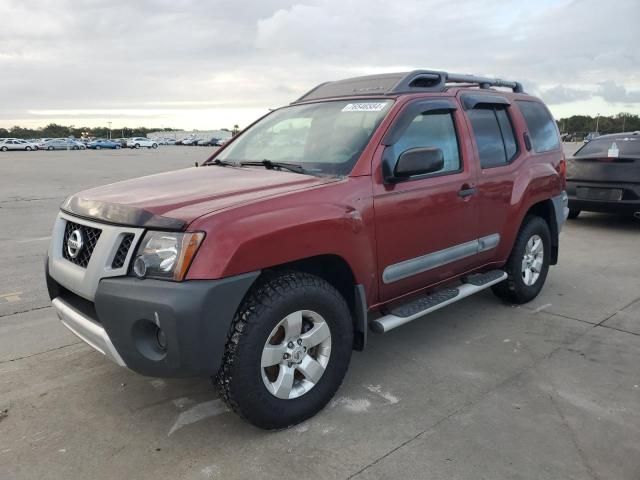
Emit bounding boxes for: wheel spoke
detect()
[532,238,543,254]
[531,257,543,273]
[523,268,532,285]
[300,321,330,348]
[297,355,325,384]
[272,365,295,398]
[261,344,286,367]
[283,311,303,338]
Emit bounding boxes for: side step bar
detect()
[370,270,507,333]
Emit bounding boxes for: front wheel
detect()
[134,143,140,149]
[492,216,551,304]
[151,143,158,149]
[47,146,54,151]
[0,146,7,152]
[95,145,101,150]
[25,146,32,151]
[216,271,353,430]
[115,145,121,149]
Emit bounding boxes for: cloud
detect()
[539,85,593,105]
[0,0,638,128]
[596,81,640,103]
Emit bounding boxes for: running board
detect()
[370,270,507,333]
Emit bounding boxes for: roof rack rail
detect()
[294,70,524,103]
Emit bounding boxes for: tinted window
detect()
[393,110,460,174]
[517,101,560,153]
[576,136,640,157]
[468,107,507,168]
[496,108,517,160]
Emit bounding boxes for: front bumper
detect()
[47,264,259,377]
[567,180,640,214]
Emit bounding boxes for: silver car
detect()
[0,138,38,151]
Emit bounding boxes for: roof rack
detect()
[294,70,524,103]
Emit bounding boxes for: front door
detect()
[373,100,480,302]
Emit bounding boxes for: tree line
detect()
[0,124,182,140]
[556,113,639,135]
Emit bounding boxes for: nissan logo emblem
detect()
[67,229,84,258]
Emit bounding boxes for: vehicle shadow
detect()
[568,212,640,232]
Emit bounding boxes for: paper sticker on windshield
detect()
[608,142,619,158]
[342,102,387,112]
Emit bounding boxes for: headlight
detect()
[132,231,204,281]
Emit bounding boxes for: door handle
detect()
[458,185,477,198]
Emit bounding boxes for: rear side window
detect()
[516,101,560,153]
[467,105,517,168]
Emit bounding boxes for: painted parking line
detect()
[0,292,22,302]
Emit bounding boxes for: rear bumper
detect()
[567,180,640,214]
[47,263,259,377]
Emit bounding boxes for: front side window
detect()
[516,100,560,153]
[214,100,393,176]
[468,105,518,168]
[392,110,461,175]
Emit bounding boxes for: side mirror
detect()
[393,147,444,180]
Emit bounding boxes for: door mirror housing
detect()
[392,147,444,181]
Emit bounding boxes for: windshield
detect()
[576,136,640,157]
[213,100,393,176]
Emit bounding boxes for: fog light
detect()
[156,327,167,350]
[133,256,147,278]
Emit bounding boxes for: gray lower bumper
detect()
[52,297,126,367]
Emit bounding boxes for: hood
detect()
[61,166,337,230]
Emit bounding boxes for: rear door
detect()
[461,94,522,265]
[372,98,480,302]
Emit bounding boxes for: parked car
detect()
[41,139,85,150]
[584,132,600,143]
[198,137,225,147]
[45,69,567,429]
[126,137,158,149]
[0,138,38,151]
[181,137,199,146]
[87,139,122,150]
[566,131,640,218]
[110,138,127,148]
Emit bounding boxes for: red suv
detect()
[46,70,568,429]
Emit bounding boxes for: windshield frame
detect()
[204,97,395,176]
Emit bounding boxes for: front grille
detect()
[112,234,135,269]
[62,221,102,268]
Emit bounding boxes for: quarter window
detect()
[468,105,518,168]
[393,110,461,175]
[516,101,560,153]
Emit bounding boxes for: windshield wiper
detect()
[240,159,307,174]
[204,159,235,167]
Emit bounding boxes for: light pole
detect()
[622,114,626,133]
[108,121,112,139]
[595,113,600,134]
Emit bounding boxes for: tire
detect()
[25,146,32,151]
[47,146,54,151]
[134,143,140,149]
[115,145,121,149]
[568,209,580,219]
[152,143,158,149]
[216,271,353,430]
[95,146,101,150]
[73,146,79,150]
[492,215,551,304]
[1,146,7,152]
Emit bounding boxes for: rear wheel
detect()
[25,146,32,151]
[95,145,101,150]
[47,146,54,151]
[216,271,353,430]
[134,143,140,149]
[115,145,121,149]
[492,216,551,304]
[568,209,580,219]
[1,146,7,152]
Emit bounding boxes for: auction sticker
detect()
[342,102,388,112]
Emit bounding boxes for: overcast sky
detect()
[1,0,638,130]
